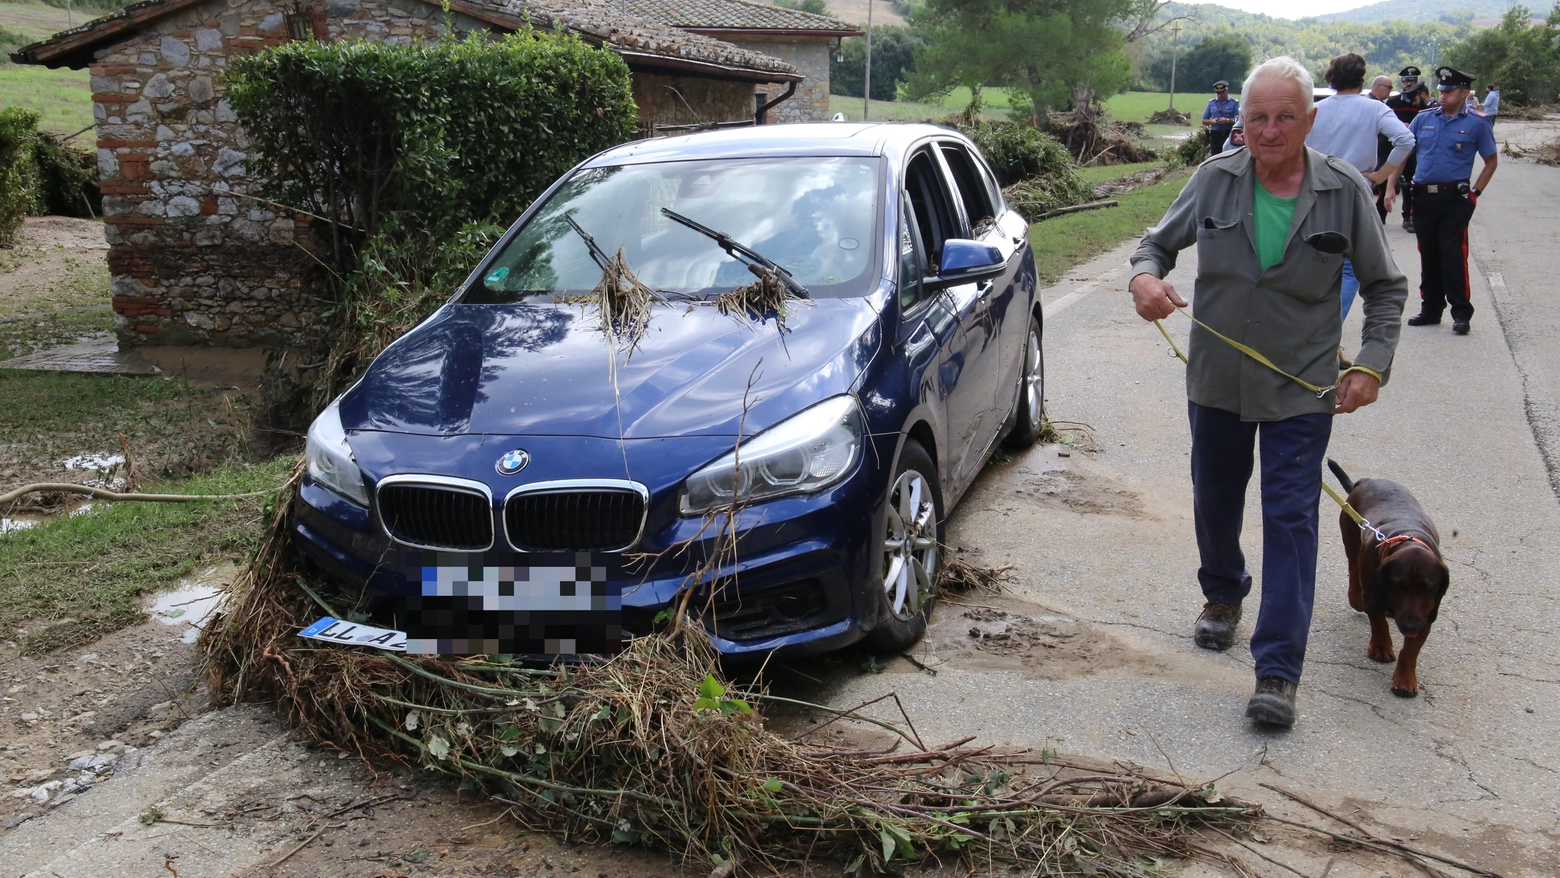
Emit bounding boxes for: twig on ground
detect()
[264,821,348,869]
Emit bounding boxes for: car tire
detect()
[866,439,945,653]
[1003,313,1045,449]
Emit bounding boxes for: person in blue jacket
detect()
[1203,80,1241,154]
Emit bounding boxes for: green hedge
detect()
[226,29,638,273]
[0,108,43,246]
[0,107,101,245]
[227,29,638,433]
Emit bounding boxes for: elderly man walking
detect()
[1128,57,1408,728]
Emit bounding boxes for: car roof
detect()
[582,122,968,166]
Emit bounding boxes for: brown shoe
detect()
[1194,601,1242,651]
[1246,676,1298,727]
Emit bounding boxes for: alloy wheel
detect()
[1024,327,1044,434]
[881,468,938,620]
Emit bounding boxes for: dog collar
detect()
[1377,534,1436,561]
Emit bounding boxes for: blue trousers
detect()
[1340,258,1358,320]
[1189,402,1333,683]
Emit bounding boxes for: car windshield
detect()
[465,156,884,302]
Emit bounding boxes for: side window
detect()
[939,144,998,237]
[904,149,959,276]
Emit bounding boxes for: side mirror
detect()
[925,239,1006,289]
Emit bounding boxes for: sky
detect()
[1181,0,1374,19]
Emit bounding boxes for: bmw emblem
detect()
[496,449,530,476]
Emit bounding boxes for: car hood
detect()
[339,297,883,439]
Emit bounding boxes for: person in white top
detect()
[1306,53,1415,322]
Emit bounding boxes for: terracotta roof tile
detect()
[625,0,859,32]
[11,0,800,80]
[487,0,798,75]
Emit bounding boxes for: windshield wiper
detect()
[659,207,810,299]
[564,212,612,271]
[563,212,698,301]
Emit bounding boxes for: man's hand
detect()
[1129,272,1188,321]
[1334,369,1381,414]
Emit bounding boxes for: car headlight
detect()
[679,396,863,516]
[306,399,369,506]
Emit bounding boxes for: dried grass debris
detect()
[714,268,795,327]
[1147,109,1192,126]
[585,248,657,351]
[939,549,1016,596]
[202,484,1261,874]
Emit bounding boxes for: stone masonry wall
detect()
[722,36,831,123]
[94,0,476,347]
[93,0,799,347]
[633,72,758,131]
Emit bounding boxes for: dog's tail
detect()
[1327,458,1356,493]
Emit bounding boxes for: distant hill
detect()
[1311,0,1513,24]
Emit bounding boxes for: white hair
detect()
[1243,56,1314,105]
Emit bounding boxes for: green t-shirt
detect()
[1253,180,1298,271]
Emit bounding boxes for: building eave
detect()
[682,26,865,39]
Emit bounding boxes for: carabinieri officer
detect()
[1203,80,1240,155]
[1406,66,1499,335]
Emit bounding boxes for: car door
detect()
[937,141,1030,431]
[903,146,1000,494]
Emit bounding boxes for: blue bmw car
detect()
[294,123,1042,657]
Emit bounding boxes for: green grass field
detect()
[1072,161,1161,185]
[0,64,93,134]
[1029,167,1190,284]
[2,1,95,134]
[1104,90,1236,123]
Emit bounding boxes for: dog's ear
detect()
[1367,556,1396,615]
[1428,560,1450,624]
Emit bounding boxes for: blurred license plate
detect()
[299,617,406,652]
[397,550,624,655]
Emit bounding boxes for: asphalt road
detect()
[812,123,1560,877]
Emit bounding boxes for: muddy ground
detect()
[0,217,113,361]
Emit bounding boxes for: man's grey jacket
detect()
[1130,146,1408,421]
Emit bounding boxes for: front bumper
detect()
[291,436,892,657]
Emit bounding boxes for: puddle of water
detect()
[146,562,241,643]
[1,517,41,535]
[58,452,125,472]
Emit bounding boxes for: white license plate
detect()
[299,617,407,652]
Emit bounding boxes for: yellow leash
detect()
[1154,305,1339,398]
[1154,306,1373,530]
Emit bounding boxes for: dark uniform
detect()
[1203,81,1239,155]
[1407,67,1498,334]
[1382,68,1429,229]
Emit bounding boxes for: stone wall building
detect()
[12,0,849,348]
[627,0,860,125]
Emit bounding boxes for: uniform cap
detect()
[1435,66,1475,91]
[1213,80,1229,89]
[1398,65,1421,79]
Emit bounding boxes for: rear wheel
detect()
[866,439,944,652]
[1003,314,1045,449]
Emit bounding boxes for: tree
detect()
[1145,33,1251,91]
[830,26,928,100]
[1444,5,1560,105]
[906,0,1137,126]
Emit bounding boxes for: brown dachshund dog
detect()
[1328,460,1450,697]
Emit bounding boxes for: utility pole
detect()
[863,0,874,120]
[1168,22,1180,111]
